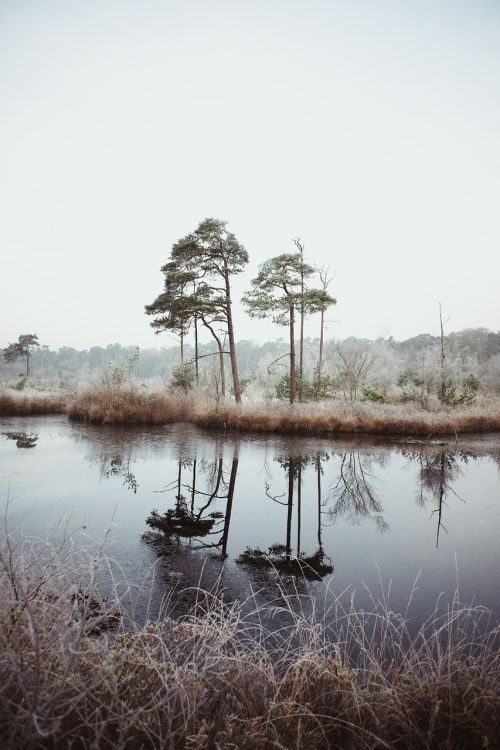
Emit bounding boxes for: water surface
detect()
[1,415,499,626]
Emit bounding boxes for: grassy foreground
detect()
[2,386,500,436]
[1,531,499,750]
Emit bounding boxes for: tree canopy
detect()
[3,334,40,377]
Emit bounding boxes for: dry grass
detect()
[3,384,500,436]
[0,391,66,416]
[1,529,499,750]
[195,399,500,437]
[67,386,196,424]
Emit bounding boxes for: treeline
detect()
[1,329,499,399]
[2,218,499,404]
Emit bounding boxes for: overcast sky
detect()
[1,0,499,351]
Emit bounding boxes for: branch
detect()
[266,352,290,375]
[187,351,230,363]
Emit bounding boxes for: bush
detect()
[13,375,27,391]
[275,373,318,401]
[169,361,196,392]
[361,385,387,403]
[458,374,480,405]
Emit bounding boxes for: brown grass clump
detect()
[194,399,500,437]
[68,386,196,425]
[0,392,66,416]
[1,530,499,750]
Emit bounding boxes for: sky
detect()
[1,0,499,351]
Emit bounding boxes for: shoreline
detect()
[2,388,500,438]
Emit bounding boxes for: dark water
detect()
[1,416,499,626]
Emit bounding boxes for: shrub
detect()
[275,373,317,401]
[458,374,480,405]
[169,361,196,392]
[13,375,27,391]
[361,384,387,403]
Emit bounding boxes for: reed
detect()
[1,529,499,749]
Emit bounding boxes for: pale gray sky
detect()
[1,0,499,350]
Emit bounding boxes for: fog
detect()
[1,0,499,350]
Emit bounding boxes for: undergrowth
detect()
[1,528,499,749]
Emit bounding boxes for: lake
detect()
[1,415,499,628]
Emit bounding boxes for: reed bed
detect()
[1,529,499,750]
[0,391,66,416]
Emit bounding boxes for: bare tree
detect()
[333,342,378,402]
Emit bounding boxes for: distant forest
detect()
[1,329,499,396]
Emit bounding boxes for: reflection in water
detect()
[238,451,333,580]
[144,442,240,560]
[2,431,38,448]
[66,424,498,610]
[403,448,473,547]
[4,418,497,625]
[328,451,389,532]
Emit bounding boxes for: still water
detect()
[1,416,499,626]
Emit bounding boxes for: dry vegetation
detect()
[68,387,500,437]
[1,530,499,750]
[195,397,500,437]
[0,391,66,416]
[2,385,500,437]
[66,386,195,424]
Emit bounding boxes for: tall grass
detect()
[195,398,500,436]
[3,383,500,435]
[67,386,196,424]
[1,528,499,749]
[0,391,66,416]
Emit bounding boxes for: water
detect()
[1,415,499,626]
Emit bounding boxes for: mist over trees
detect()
[2,218,499,404]
[1,329,499,403]
[3,334,40,378]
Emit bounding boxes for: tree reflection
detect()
[2,431,38,449]
[144,443,240,558]
[402,448,472,547]
[328,451,388,531]
[238,450,333,580]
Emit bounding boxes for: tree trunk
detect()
[316,307,325,396]
[286,460,294,561]
[190,459,197,514]
[26,352,30,378]
[201,317,226,398]
[218,341,226,398]
[439,302,446,402]
[176,460,182,504]
[224,270,242,403]
[221,455,238,557]
[289,303,297,404]
[299,266,305,402]
[180,329,184,363]
[316,453,322,550]
[296,464,302,557]
[194,316,199,385]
